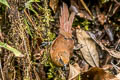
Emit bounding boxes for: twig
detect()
[88,32,120,58]
[0,58,5,80]
[114,0,120,6]
[24,9,36,28]
[80,0,93,17]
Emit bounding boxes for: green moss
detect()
[81,20,90,30]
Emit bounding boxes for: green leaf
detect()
[101,0,110,4]
[24,18,33,38]
[0,42,24,57]
[25,0,40,9]
[0,0,10,8]
[25,0,40,15]
[81,20,90,30]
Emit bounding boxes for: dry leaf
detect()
[68,63,80,80]
[70,0,92,20]
[105,73,120,80]
[81,67,116,80]
[88,32,120,58]
[76,27,99,67]
[115,73,120,80]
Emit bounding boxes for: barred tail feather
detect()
[60,3,75,34]
[68,12,75,33]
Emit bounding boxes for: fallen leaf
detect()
[115,73,120,80]
[76,27,99,67]
[68,63,80,80]
[81,67,117,80]
[70,0,92,20]
[104,24,114,42]
[88,32,120,58]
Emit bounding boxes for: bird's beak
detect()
[59,57,67,70]
[59,58,64,66]
[63,64,67,70]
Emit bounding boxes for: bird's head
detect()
[54,51,70,67]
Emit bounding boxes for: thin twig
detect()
[0,59,5,80]
[114,0,120,6]
[24,9,36,28]
[80,0,93,17]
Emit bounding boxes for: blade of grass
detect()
[0,0,10,8]
[0,42,24,57]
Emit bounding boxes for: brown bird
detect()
[50,3,75,66]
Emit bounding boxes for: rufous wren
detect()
[50,3,75,66]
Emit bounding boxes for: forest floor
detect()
[0,0,120,80]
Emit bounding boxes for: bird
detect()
[50,3,75,67]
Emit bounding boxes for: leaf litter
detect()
[0,0,120,80]
[76,26,99,67]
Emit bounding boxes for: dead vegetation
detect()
[0,0,120,80]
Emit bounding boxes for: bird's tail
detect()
[59,3,75,35]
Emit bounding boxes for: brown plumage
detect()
[50,3,75,66]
